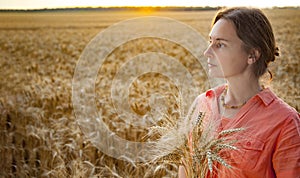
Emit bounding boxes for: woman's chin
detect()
[208,71,224,79]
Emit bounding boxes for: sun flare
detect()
[0,0,299,10]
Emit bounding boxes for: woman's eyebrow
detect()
[209,36,230,42]
[217,38,229,42]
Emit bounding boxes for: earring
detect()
[248,55,256,64]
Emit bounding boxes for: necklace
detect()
[220,85,243,109]
[221,85,265,109]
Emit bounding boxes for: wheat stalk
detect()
[148,101,245,177]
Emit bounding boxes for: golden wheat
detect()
[0,9,299,177]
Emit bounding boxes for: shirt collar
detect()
[257,88,276,106]
[205,85,276,107]
[205,85,225,99]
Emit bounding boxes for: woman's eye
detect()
[208,40,225,48]
[215,42,224,48]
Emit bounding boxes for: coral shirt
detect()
[191,85,300,178]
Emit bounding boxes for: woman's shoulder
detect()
[259,87,299,120]
[265,88,297,110]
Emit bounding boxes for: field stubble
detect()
[0,9,299,177]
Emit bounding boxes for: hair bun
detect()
[274,47,279,57]
[269,47,279,62]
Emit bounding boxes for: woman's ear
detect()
[247,48,261,64]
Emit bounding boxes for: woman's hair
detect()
[213,7,279,79]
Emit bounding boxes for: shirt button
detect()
[246,142,251,146]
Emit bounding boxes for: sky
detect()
[0,0,299,10]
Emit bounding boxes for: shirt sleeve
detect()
[273,112,300,177]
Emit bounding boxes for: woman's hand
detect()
[178,165,187,178]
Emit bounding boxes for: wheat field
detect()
[0,8,299,177]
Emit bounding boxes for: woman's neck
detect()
[224,77,262,107]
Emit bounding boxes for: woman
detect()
[179,7,300,178]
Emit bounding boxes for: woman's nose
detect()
[203,45,212,58]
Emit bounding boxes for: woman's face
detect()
[204,19,250,79]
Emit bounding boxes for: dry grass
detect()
[0,9,299,177]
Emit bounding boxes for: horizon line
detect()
[1,5,299,11]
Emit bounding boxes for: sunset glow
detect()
[0,0,299,10]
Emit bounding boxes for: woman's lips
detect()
[208,63,217,68]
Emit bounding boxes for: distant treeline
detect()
[0,6,299,12]
[0,6,219,12]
